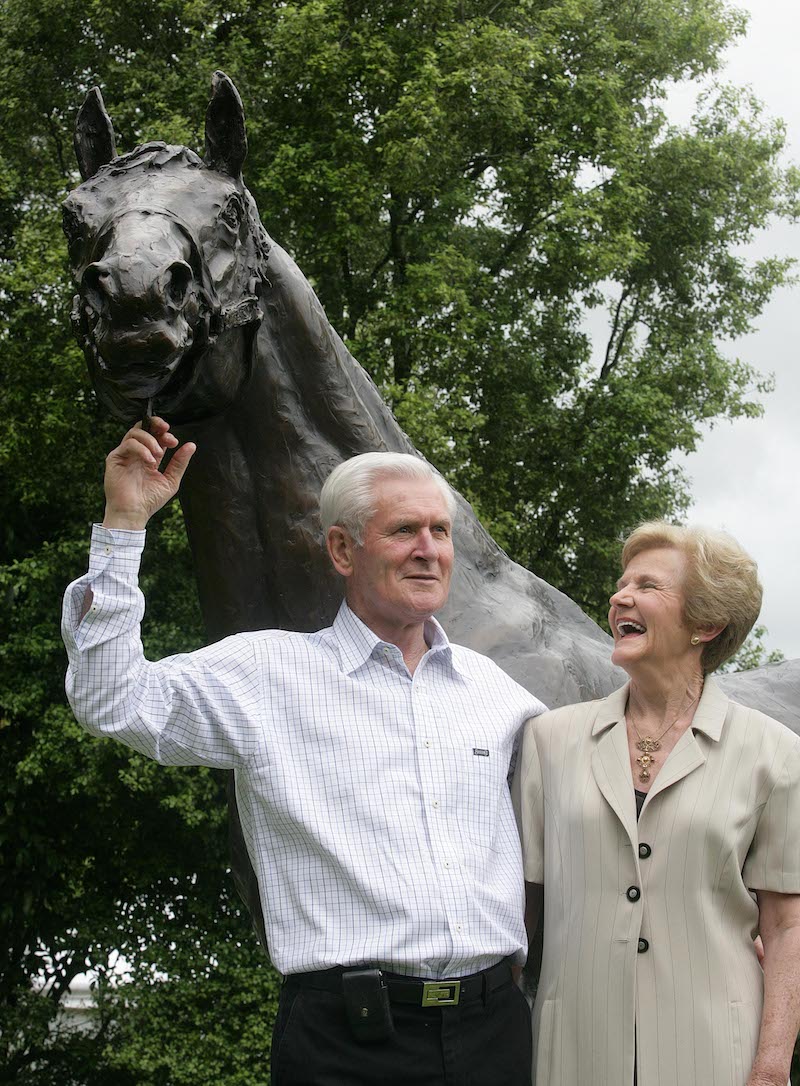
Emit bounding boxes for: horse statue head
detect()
[64,73,267,425]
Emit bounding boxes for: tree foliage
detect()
[720,623,786,674]
[0,0,796,1079]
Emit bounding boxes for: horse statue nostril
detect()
[82,262,113,311]
[165,260,194,308]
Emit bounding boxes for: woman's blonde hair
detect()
[621,521,762,674]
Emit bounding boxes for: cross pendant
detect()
[636,736,661,753]
[636,751,654,784]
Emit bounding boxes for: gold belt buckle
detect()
[421,980,461,1007]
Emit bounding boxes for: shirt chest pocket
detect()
[443,742,508,851]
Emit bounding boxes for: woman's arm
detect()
[747,889,800,1086]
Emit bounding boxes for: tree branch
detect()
[599,286,641,380]
[46,111,69,181]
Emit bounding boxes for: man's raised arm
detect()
[62,421,261,769]
[78,418,195,619]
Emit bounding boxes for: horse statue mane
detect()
[64,71,800,943]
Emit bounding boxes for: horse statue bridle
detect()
[70,199,268,425]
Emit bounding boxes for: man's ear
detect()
[327,526,356,577]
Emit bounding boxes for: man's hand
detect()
[102,417,196,531]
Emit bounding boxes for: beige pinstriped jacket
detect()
[513,677,800,1086]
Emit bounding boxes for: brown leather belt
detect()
[284,959,513,1007]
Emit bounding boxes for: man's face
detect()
[330,474,454,635]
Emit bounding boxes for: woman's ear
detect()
[693,623,727,644]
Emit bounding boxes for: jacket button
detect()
[639,843,652,859]
[626,886,641,902]
[638,938,649,953]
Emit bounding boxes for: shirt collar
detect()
[592,674,729,741]
[332,601,466,677]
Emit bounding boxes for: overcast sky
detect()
[664,0,799,659]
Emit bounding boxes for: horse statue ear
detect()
[74,88,118,181]
[204,70,248,178]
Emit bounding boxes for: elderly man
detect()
[62,418,546,1086]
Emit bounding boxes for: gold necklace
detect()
[628,688,702,783]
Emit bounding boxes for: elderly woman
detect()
[513,522,800,1086]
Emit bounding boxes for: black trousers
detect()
[270,967,532,1086]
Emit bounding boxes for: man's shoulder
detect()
[530,697,607,735]
[248,625,336,648]
[449,641,504,671]
[448,642,546,706]
[207,625,334,658]
[449,641,511,677]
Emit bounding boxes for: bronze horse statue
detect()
[63,72,800,941]
[64,71,621,701]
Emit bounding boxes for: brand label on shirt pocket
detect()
[449,743,503,851]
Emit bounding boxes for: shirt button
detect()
[432,800,439,809]
[639,843,652,859]
[626,886,641,902]
[444,861,451,869]
[424,740,431,748]
[638,938,650,953]
[104,545,113,555]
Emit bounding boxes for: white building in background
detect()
[58,975,98,1033]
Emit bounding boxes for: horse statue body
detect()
[64,73,800,937]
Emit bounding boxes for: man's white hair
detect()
[320,452,457,545]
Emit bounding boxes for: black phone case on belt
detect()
[341,969,395,1043]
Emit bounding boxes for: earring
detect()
[690,634,701,646]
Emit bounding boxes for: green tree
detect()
[232,1,797,623]
[720,623,786,674]
[91,875,279,1086]
[0,0,797,1079]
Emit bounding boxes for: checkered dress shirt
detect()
[63,525,546,978]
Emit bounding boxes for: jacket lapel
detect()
[642,727,706,805]
[642,676,729,807]
[589,677,731,834]
[591,684,638,850]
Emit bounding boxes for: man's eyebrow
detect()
[387,513,452,527]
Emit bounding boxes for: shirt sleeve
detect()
[742,736,800,894]
[511,716,546,884]
[62,524,262,769]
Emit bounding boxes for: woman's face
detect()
[608,546,694,676]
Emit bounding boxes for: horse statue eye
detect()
[62,205,85,251]
[220,195,245,231]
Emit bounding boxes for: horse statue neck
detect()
[176,237,410,641]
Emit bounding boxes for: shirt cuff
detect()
[63,525,147,646]
[88,523,146,575]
